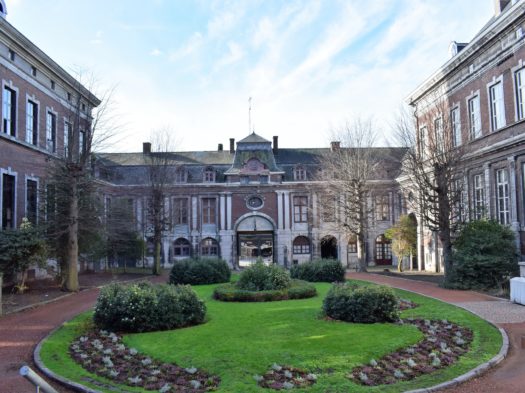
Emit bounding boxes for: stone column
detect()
[284,191,291,230]
[220,194,226,231]
[226,194,232,230]
[276,191,283,230]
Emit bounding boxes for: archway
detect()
[236,214,275,266]
[321,236,338,259]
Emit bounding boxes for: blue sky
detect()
[7,0,494,152]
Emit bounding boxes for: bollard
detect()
[19,365,59,393]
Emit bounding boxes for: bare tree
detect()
[45,73,116,291]
[316,118,379,272]
[395,99,465,282]
[144,129,178,275]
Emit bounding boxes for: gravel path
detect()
[349,272,525,393]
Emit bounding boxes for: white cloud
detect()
[150,48,163,56]
[216,41,244,67]
[89,30,103,45]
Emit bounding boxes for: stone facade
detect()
[406,0,525,271]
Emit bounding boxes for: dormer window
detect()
[294,166,306,181]
[175,167,187,183]
[203,167,215,183]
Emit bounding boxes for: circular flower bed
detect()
[69,330,220,392]
[254,364,317,390]
[213,279,317,302]
[349,318,473,386]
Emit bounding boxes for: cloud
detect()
[216,41,244,67]
[90,30,103,45]
[169,32,204,62]
[150,48,163,56]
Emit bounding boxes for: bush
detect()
[290,259,345,282]
[169,258,231,285]
[213,280,317,302]
[322,283,399,323]
[93,282,206,333]
[236,262,292,291]
[447,220,519,290]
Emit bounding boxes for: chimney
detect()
[273,136,279,155]
[218,143,223,151]
[229,138,235,154]
[494,0,511,16]
[330,141,341,152]
[143,142,151,154]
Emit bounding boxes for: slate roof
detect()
[237,132,271,144]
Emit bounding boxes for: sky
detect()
[6,0,494,152]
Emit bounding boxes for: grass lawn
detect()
[39,280,501,392]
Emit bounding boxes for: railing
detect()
[19,365,58,393]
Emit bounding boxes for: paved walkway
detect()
[349,272,525,393]
[0,274,165,393]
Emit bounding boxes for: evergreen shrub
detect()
[169,258,231,285]
[290,259,345,282]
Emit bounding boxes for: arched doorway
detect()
[375,234,392,265]
[321,236,338,259]
[236,215,275,266]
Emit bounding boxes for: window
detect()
[46,111,56,152]
[50,80,55,90]
[173,198,188,225]
[175,168,186,183]
[31,66,37,77]
[201,238,219,256]
[293,196,308,223]
[201,198,216,224]
[293,236,310,254]
[3,85,16,136]
[489,81,506,131]
[419,126,427,158]
[451,107,461,147]
[67,92,72,102]
[375,195,390,221]
[434,117,444,150]
[64,121,71,157]
[2,174,15,229]
[203,167,215,183]
[26,100,38,145]
[515,68,525,121]
[473,174,485,220]
[294,166,306,181]
[8,49,15,61]
[375,234,392,263]
[468,95,481,139]
[26,179,37,224]
[173,238,191,257]
[348,236,358,253]
[79,129,85,156]
[321,195,335,222]
[496,169,510,225]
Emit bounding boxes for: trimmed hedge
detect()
[213,280,317,302]
[93,282,206,333]
[236,262,292,291]
[290,259,345,282]
[322,283,399,323]
[169,258,231,285]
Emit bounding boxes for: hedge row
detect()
[93,282,206,333]
[213,280,317,302]
[290,259,345,283]
[169,258,231,285]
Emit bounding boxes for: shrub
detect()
[322,283,399,323]
[290,259,345,282]
[236,262,292,291]
[447,220,519,290]
[213,280,317,302]
[93,282,206,333]
[169,258,231,285]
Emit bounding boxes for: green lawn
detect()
[39,280,501,393]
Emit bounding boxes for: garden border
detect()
[32,286,509,393]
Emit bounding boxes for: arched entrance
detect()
[236,215,275,266]
[321,236,338,259]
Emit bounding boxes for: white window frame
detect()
[24,175,39,224]
[0,167,17,229]
[2,80,18,137]
[419,126,428,158]
[434,117,444,151]
[450,106,461,147]
[25,95,39,146]
[467,92,481,139]
[473,174,484,220]
[63,119,71,158]
[487,76,506,131]
[496,168,510,225]
[46,108,57,153]
[513,63,525,121]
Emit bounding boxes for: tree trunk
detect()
[357,233,367,272]
[153,239,161,275]
[65,179,79,292]
[440,229,454,284]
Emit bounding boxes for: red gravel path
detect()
[0,274,165,393]
[348,272,525,393]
